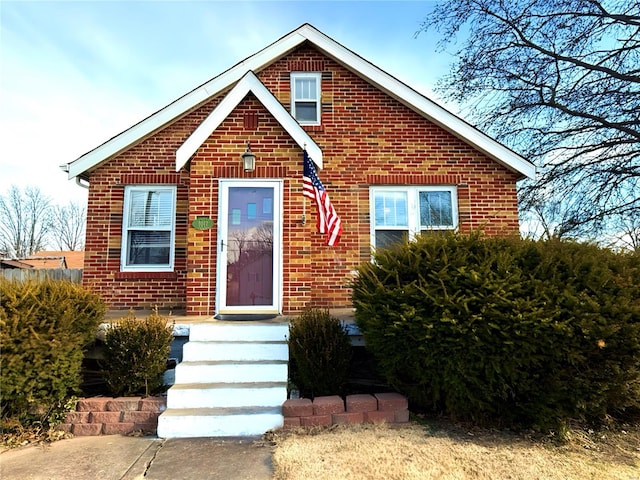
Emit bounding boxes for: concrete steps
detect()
[157,322,289,438]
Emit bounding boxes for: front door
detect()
[217,180,282,315]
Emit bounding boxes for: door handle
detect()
[221,240,225,252]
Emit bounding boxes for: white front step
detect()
[166,382,287,409]
[173,360,287,384]
[189,323,289,342]
[182,341,288,361]
[157,407,283,437]
[159,321,290,438]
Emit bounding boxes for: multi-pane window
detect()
[370,186,457,249]
[121,186,176,271]
[291,73,321,124]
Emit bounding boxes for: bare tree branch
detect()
[51,201,86,251]
[0,186,53,257]
[418,0,640,238]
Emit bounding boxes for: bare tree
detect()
[418,0,640,238]
[51,201,86,251]
[0,186,53,258]
[606,210,640,252]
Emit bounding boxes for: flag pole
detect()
[301,145,307,225]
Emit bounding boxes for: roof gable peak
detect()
[62,23,535,180]
[176,71,322,170]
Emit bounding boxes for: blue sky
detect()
[0,1,453,204]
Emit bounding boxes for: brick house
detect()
[60,23,535,438]
[61,23,535,320]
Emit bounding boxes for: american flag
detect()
[303,150,342,246]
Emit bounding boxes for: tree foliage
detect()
[0,186,85,257]
[419,0,639,238]
[0,186,52,258]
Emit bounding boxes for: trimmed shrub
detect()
[352,233,640,431]
[288,308,352,398]
[102,309,173,397]
[0,279,105,428]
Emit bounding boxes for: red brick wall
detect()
[83,44,521,314]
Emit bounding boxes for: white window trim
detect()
[121,185,177,272]
[369,186,458,248]
[290,72,321,125]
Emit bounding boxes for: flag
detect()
[303,150,342,246]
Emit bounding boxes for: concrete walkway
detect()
[0,435,274,480]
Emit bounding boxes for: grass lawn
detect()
[269,420,640,480]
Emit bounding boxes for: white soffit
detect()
[63,23,535,180]
[176,71,322,170]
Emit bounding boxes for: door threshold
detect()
[214,314,279,321]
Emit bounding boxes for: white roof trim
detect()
[296,25,535,179]
[63,23,535,180]
[176,71,322,170]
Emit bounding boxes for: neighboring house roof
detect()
[61,23,536,180]
[177,71,323,169]
[27,251,85,269]
[0,259,34,270]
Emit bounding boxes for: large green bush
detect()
[102,310,173,397]
[0,279,106,427]
[288,308,352,398]
[352,233,640,430]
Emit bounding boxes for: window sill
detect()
[115,271,178,280]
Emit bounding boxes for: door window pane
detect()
[226,187,274,306]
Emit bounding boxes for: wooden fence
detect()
[0,269,83,283]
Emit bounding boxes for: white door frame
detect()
[216,179,282,315]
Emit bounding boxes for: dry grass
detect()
[270,421,640,480]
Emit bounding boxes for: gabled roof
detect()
[176,71,322,169]
[61,23,535,180]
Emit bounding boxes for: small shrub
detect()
[102,309,173,397]
[288,308,352,398]
[0,279,105,430]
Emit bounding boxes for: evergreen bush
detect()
[102,309,173,397]
[0,279,105,429]
[352,233,640,431]
[288,308,352,398]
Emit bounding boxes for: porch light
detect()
[242,142,256,172]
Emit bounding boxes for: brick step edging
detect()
[282,393,409,429]
[57,396,167,436]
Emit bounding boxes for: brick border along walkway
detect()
[57,397,166,436]
[59,392,409,435]
[282,393,409,428]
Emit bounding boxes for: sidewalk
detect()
[0,435,274,480]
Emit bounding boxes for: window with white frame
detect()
[121,186,176,271]
[291,72,321,124]
[370,186,458,249]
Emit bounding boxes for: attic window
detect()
[291,72,321,125]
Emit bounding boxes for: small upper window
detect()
[121,186,176,271]
[291,72,321,125]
